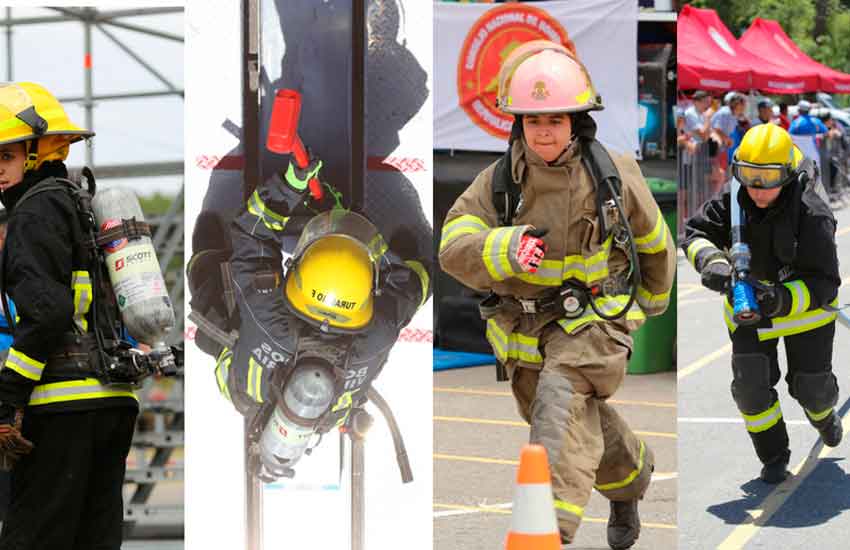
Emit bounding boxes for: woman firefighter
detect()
[0,83,139,550]
[438,41,675,548]
[683,123,842,484]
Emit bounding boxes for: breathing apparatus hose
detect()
[585,176,641,321]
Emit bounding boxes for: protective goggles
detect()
[731,161,793,189]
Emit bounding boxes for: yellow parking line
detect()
[432,503,677,529]
[434,388,676,408]
[435,453,518,466]
[678,285,705,299]
[677,343,732,380]
[434,416,676,439]
[717,412,850,549]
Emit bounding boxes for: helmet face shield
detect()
[732,161,791,189]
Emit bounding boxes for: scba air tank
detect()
[92,187,175,353]
[259,362,335,472]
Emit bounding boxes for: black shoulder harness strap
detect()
[491,136,623,243]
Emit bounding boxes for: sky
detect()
[0,6,183,195]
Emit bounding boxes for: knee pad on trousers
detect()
[730,353,774,413]
[791,371,839,414]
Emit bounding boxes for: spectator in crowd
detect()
[710,92,746,192]
[778,102,791,130]
[683,90,713,151]
[755,98,777,126]
[789,100,828,137]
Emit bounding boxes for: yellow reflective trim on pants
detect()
[594,441,646,491]
[553,499,584,519]
[28,378,137,406]
[71,270,92,333]
[783,280,811,316]
[485,320,542,363]
[215,347,232,402]
[247,190,289,231]
[806,407,833,422]
[404,260,430,308]
[742,400,783,433]
[439,215,489,250]
[5,348,45,381]
[686,238,716,266]
[756,303,837,341]
[634,210,667,254]
[247,357,264,403]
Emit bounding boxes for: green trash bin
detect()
[627,178,677,374]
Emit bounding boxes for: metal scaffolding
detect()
[2,7,185,540]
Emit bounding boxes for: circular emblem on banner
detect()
[456,4,571,139]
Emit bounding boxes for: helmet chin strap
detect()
[24,139,39,172]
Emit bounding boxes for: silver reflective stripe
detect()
[484,228,513,280]
[29,379,136,406]
[757,308,837,340]
[5,350,44,380]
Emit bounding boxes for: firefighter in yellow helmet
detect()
[684,123,841,484]
[439,40,675,548]
[187,139,432,480]
[0,82,139,550]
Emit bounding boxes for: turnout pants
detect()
[510,322,653,542]
[0,407,137,550]
[729,320,837,466]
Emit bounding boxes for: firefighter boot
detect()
[607,499,640,550]
[760,449,790,484]
[816,412,843,448]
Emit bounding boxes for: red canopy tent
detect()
[678,5,816,94]
[740,18,850,94]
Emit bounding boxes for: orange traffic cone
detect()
[505,444,561,550]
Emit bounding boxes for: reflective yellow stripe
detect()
[5,348,45,381]
[636,285,670,312]
[247,357,263,403]
[757,301,837,341]
[215,348,232,402]
[482,227,520,281]
[403,260,430,308]
[247,190,289,231]
[634,210,667,254]
[806,407,833,422]
[723,300,737,333]
[485,319,509,362]
[484,320,542,363]
[332,389,358,426]
[595,441,646,491]
[515,259,563,286]
[553,499,584,519]
[557,295,646,333]
[0,108,69,131]
[71,270,92,333]
[439,215,489,250]
[686,238,716,266]
[783,280,811,316]
[742,400,782,433]
[29,378,137,406]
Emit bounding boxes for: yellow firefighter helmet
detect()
[0,82,93,171]
[284,210,386,333]
[732,123,804,189]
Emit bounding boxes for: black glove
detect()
[756,283,792,318]
[700,259,731,294]
[283,148,322,194]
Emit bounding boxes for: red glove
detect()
[517,230,547,273]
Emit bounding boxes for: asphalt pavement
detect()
[678,204,850,550]
[434,362,677,550]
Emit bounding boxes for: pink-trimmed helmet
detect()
[497,39,603,115]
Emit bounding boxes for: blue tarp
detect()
[433,349,496,371]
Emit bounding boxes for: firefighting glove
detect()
[0,406,33,470]
[284,149,322,193]
[700,259,731,294]
[517,228,548,273]
[756,283,792,318]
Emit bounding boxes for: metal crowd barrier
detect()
[677,141,712,239]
